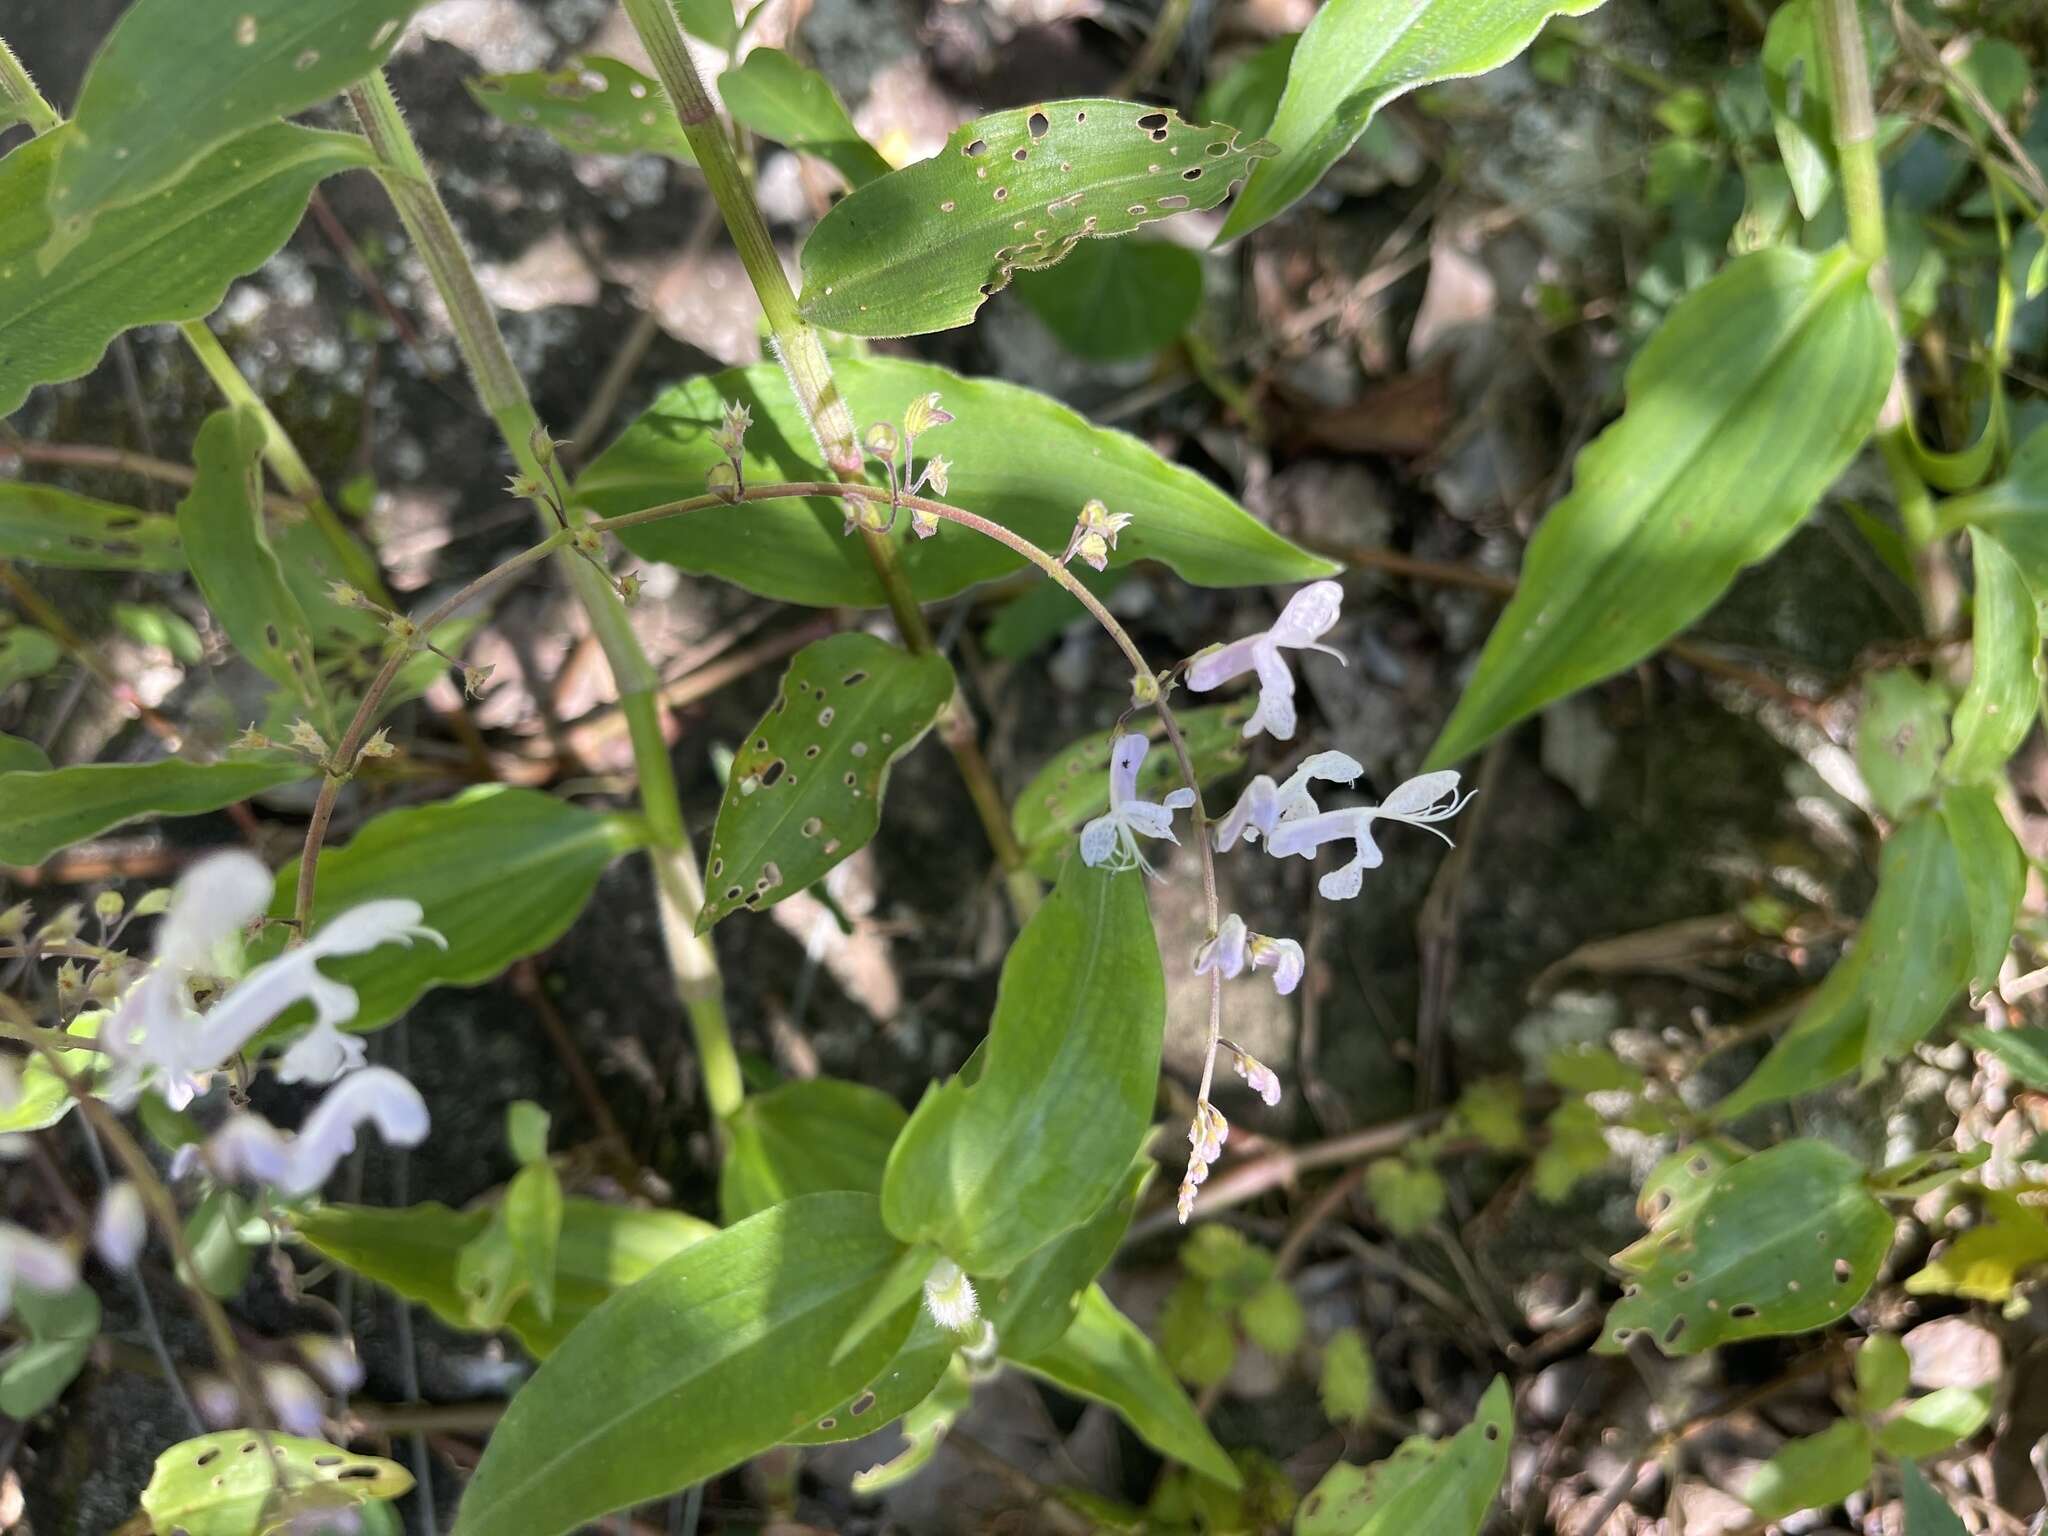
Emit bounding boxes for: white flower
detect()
[0,1222,78,1320]
[296,1334,365,1395]
[1080,733,1196,877]
[1232,1048,1282,1107]
[206,1067,430,1196]
[1176,1100,1229,1223]
[93,1180,147,1270]
[1265,770,1473,900]
[101,851,443,1106]
[922,1259,979,1333]
[1194,915,1303,997]
[192,1374,240,1427]
[261,1363,327,1436]
[1186,581,1347,741]
[1213,750,1363,852]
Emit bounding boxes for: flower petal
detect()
[1106,732,1150,808]
[1079,814,1123,868]
[155,851,272,972]
[1267,580,1345,650]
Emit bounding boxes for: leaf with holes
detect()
[786,1312,956,1448]
[295,1198,716,1358]
[0,123,376,417]
[178,408,330,724]
[1294,1376,1512,1536]
[580,358,1332,606]
[1220,0,1606,240]
[698,633,952,929]
[881,858,1163,1276]
[1016,1285,1240,1489]
[452,1193,917,1536]
[0,484,183,571]
[1011,704,1252,877]
[265,786,647,1033]
[1597,1139,1891,1356]
[140,1431,412,1536]
[719,48,890,187]
[719,1077,909,1223]
[1613,1139,1743,1274]
[0,757,310,867]
[1014,237,1204,361]
[1943,532,2040,783]
[1422,244,1892,769]
[1743,1419,1872,1523]
[466,57,697,162]
[44,0,426,242]
[851,1357,973,1494]
[797,99,1272,337]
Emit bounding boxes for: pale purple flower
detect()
[1213,750,1364,852]
[192,1374,241,1427]
[102,849,443,1105]
[1080,733,1196,877]
[1194,915,1303,997]
[1193,914,1247,979]
[1186,581,1347,741]
[206,1068,430,1196]
[1265,770,1473,900]
[1247,933,1305,996]
[1232,1048,1282,1107]
[261,1363,327,1436]
[93,1180,146,1270]
[0,1222,78,1319]
[296,1333,365,1395]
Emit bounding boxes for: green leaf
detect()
[268,786,647,1034]
[1614,1139,1745,1273]
[1902,1461,1971,1536]
[851,1357,973,1494]
[1874,1387,1992,1459]
[1541,1042,1637,1093]
[1017,1284,1241,1489]
[141,1431,412,1536]
[1318,1326,1375,1427]
[1011,705,1251,878]
[1712,941,1873,1121]
[1294,1376,1512,1536]
[1762,0,1835,221]
[1596,1139,1890,1355]
[1743,1418,1872,1522]
[1938,423,2048,596]
[719,1076,909,1223]
[797,99,1273,337]
[452,1193,917,1536]
[177,408,328,720]
[1958,1025,2048,1088]
[0,757,309,867]
[1014,238,1204,361]
[1160,1274,1236,1387]
[506,1102,551,1166]
[1532,1099,1612,1203]
[1363,1158,1445,1237]
[580,358,1333,606]
[699,633,953,929]
[0,1284,100,1417]
[0,483,184,571]
[984,564,1127,661]
[1944,533,2040,782]
[466,58,698,163]
[788,1311,956,1447]
[1855,669,1948,820]
[1860,810,1973,1079]
[1220,0,1605,239]
[0,626,61,691]
[1240,1277,1305,1356]
[985,1159,1150,1362]
[1197,35,1298,141]
[295,1197,716,1359]
[0,1014,99,1134]
[719,48,890,188]
[1423,245,1892,768]
[46,0,423,238]
[182,1189,257,1299]
[0,123,376,417]
[673,0,740,50]
[1855,1333,1910,1415]
[879,859,1164,1275]
[1941,785,2024,992]
[0,733,51,774]
[1906,1189,2048,1302]
[459,1160,563,1325]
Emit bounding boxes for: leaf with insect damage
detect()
[1597,1139,1891,1356]
[1295,1376,1512,1536]
[797,99,1272,337]
[141,1431,412,1536]
[466,57,697,162]
[699,634,954,930]
[0,484,184,572]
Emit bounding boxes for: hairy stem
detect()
[0,35,60,135]
[344,69,742,1119]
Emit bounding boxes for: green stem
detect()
[1814,0,1886,268]
[0,35,60,134]
[346,68,742,1118]
[615,0,1042,915]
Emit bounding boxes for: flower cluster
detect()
[95,851,442,1196]
[1078,581,1471,1223]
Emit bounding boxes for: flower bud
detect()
[713,399,753,456]
[94,1181,147,1270]
[706,462,742,503]
[1131,670,1161,707]
[36,905,83,946]
[527,423,557,467]
[570,526,603,558]
[462,664,495,701]
[130,888,172,920]
[288,719,329,757]
[231,726,273,752]
[93,890,124,925]
[908,507,940,540]
[0,902,30,940]
[384,613,418,644]
[616,571,643,606]
[862,421,899,464]
[357,729,397,761]
[326,580,368,611]
[922,455,951,498]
